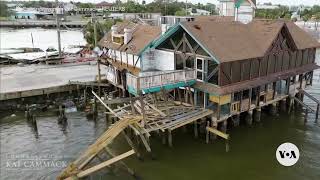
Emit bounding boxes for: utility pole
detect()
[55,0,62,58]
[92,13,97,47]
[185,0,188,16]
[92,12,101,96]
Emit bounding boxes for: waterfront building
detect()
[99,16,320,129]
[59,15,320,179]
[12,7,54,20]
[187,8,211,16]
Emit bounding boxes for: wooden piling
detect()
[232,114,240,126]
[316,104,319,122]
[194,120,198,138]
[254,107,261,122]
[162,131,166,145]
[84,88,87,104]
[246,110,253,125]
[93,97,98,121]
[288,97,294,114]
[221,120,227,133]
[211,117,217,140]
[270,102,277,115]
[32,115,38,132]
[206,121,210,144]
[280,99,287,112]
[168,129,173,147]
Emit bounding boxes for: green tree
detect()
[0,1,11,17]
[302,14,311,26]
[314,12,320,30]
[83,19,122,48]
[175,9,189,16]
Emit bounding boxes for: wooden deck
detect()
[112,94,213,133]
[59,90,213,179]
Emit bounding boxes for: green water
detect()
[1,86,320,180]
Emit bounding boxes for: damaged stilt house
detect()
[59,16,320,179]
[99,17,320,144]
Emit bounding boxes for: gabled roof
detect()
[99,21,161,55]
[178,19,320,63]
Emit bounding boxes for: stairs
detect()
[58,117,141,179]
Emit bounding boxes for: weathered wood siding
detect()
[219,48,317,86]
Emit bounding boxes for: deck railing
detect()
[127,69,196,92]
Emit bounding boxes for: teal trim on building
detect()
[127,86,138,96]
[128,80,196,95]
[137,24,180,56]
[139,22,220,64]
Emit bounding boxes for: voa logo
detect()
[276,142,300,166]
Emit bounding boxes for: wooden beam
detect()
[159,48,211,59]
[184,35,195,54]
[170,38,177,49]
[92,91,116,115]
[144,100,167,117]
[174,38,183,52]
[258,58,261,77]
[206,126,230,140]
[134,56,140,67]
[69,81,110,87]
[105,97,140,105]
[77,150,135,178]
[205,65,219,82]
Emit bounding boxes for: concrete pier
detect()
[0,20,87,28]
[0,63,108,101]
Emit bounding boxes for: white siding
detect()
[238,3,253,24]
[155,50,175,71]
[219,1,235,16]
[141,49,174,71]
[108,50,140,68]
[316,48,320,63]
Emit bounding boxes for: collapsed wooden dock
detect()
[58,89,215,179]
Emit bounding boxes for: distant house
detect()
[217,0,256,24]
[96,1,113,9]
[13,10,53,20]
[187,8,211,16]
[63,2,77,12]
[256,3,280,10]
[108,13,161,26]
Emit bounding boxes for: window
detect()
[175,54,184,70]
[196,57,204,81]
[112,36,124,44]
[233,92,241,101]
[186,56,194,69]
[242,89,250,99]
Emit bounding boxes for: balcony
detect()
[127,69,196,95]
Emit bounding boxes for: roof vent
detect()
[194,25,201,30]
[124,28,133,44]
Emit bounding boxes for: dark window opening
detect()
[234,92,241,101]
[242,89,250,99]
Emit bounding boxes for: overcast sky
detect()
[7,0,320,6]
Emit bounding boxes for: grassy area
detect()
[0,16,10,21]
